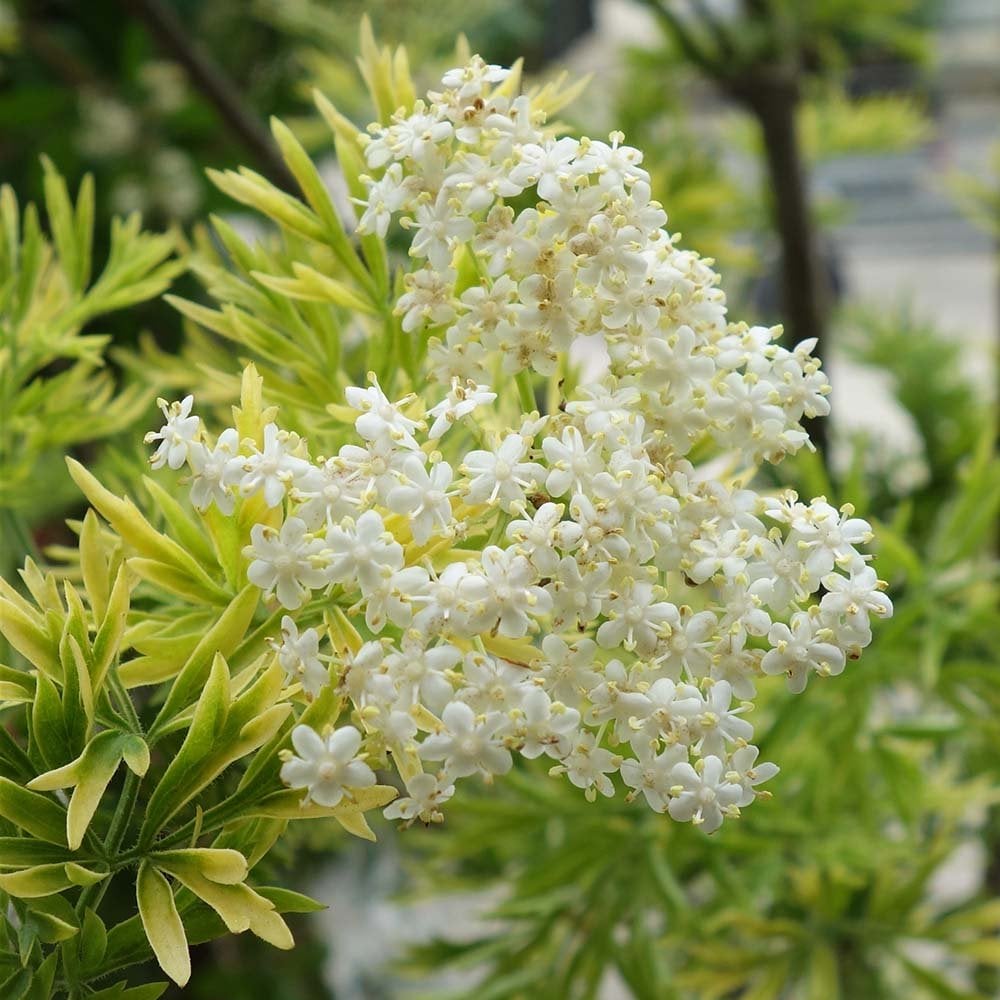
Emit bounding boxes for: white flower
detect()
[506,502,581,575]
[280,724,376,807]
[535,635,602,708]
[761,612,846,693]
[509,136,581,201]
[271,615,328,698]
[386,456,454,545]
[358,163,408,237]
[542,426,603,497]
[419,701,512,780]
[546,557,611,631]
[512,687,580,759]
[577,131,649,191]
[462,434,545,510]
[291,458,361,530]
[397,266,457,333]
[387,638,460,714]
[819,565,893,636]
[621,744,688,812]
[666,756,742,833]
[552,731,621,801]
[691,680,753,758]
[383,771,455,825]
[427,378,497,439]
[404,190,475,270]
[244,518,328,610]
[359,564,429,633]
[472,545,552,638]
[324,510,403,595]
[346,376,422,450]
[188,427,239,514]
[651,606,718,681]
[597,582,676,656]
[237,422,313,508]
[145,395,200,470]
[726,745,779,807]
[441,57,509,99]
[148,53,894,835]
[412,561,486,636]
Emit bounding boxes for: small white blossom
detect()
[145,395,200,470]
[667,756,742,833]
[419,701,513,780]
[271,616,328,698]
[427,379,497,439]
[244,518,327,610]
[280,725,376,808]
[187,427,239,514]
[383,771,455,825]
[237,423,313,508]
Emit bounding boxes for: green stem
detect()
[516,368,536,414]
[109,669,142,734]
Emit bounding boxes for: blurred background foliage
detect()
[1,0,998,998]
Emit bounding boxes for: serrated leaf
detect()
[23,895,80,944]
[23,951,58,1000]
[79,907,108,970]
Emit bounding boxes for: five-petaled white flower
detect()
[280,724,376,808]
[145,395,200,470]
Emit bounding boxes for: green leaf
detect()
[23,895,80,944]
[0,839,73,869]
[66,460,228,603]
[29,668,73,770]
[79,907,108,970]
[28,729,129,850]
[91,563,132,691]
[151,848,248,886]
[807,944,840,1000]
[141,653,231,842]
[137,863,190,987]
[255,885,326,914]
[121,735,150,777]
[0,862,107,898]
[0,967,32,1000]
[0,595,59,677]
[153,584,258,724]
[169,868,293,949]
[23,952,58,1000]
[0,778,68,845]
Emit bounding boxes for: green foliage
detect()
[0,371,397,995]
[401,451,1000,1000]
[949,142,1000,238]
[0,162,181,578]
[1,12,995,1000]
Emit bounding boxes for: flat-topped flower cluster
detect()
[146,57,891,834]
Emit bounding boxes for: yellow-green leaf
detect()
[0,778,68,845]
[137,863,190,987]
[0,862,106,898]
[151,848,248,886]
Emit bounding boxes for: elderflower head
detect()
[149,54,893,837]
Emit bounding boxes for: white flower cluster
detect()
[148,58,891,834]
